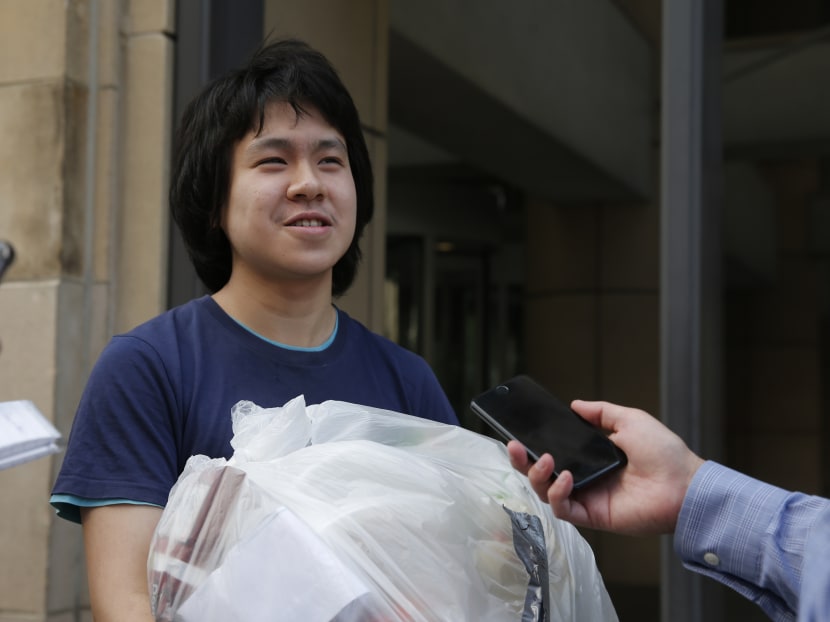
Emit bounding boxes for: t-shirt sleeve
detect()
[51,334,182,521]
[408,356,459,426]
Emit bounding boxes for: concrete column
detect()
[660,0,725,621]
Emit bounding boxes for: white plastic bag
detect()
[148,396,618,621]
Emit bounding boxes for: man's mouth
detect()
[289,219,325,227]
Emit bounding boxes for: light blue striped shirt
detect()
[675,461,830,621]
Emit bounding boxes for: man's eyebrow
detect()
[315,137,348,152]
[245,136,347,154]
[244,137,290,155]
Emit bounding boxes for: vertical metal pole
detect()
[660,1,724,621]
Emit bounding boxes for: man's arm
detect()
[81,504,163,622]
[676,461,830,621]
[509,399,830,620]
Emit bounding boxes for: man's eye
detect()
[319,157,344,166]
[257,157,286,166]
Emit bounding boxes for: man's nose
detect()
[287,162,324,200]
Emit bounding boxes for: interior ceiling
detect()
[387,30,641,204]
[612,0,830,46]
[387,1,830,203]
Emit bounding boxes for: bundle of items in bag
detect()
[148,396,618,622]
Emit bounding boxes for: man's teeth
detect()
[292,219,324,227]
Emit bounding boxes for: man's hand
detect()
[508,400,704,536]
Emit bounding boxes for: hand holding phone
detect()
[470,375,627,489]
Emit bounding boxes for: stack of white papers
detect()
[175,507,370,621]
[0,400,62,470]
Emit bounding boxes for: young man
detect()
[510,400,830,621]
[51,39,458,621]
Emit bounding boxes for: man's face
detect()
[222,101,357,291]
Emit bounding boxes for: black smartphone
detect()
[470,375,627,489]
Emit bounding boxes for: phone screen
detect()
[470,375,626,489]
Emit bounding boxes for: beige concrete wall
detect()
[1,0,76,619]
[264,0,389,331]
[115,0,175,333]
[0,1,175,620]
[0,286,62,621]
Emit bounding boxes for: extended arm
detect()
[676,461,830,621]
[508,399,830,620]
[81,504,163,622]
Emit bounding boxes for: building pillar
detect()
[660,1,725,620]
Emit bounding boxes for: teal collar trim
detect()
[232,308,338,352]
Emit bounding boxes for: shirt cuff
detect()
[674,461,789,579]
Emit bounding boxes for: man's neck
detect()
[212,276,337,348]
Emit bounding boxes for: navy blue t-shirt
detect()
[51,296,457,522]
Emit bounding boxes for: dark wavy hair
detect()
[169,38,374,297]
